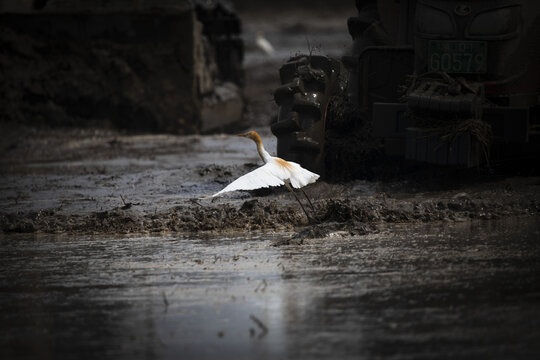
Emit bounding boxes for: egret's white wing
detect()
[212,162,285,197]
[283,161,320,189]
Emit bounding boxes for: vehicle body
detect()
[272,0,540,175]
[374,0,540,166]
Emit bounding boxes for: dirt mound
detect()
[0,20,199,132]
[0,1,244,133]
[2,189,538,238]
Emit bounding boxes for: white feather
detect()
[212,162,284,197]
[285,161,319,188]
[211,157,319,197]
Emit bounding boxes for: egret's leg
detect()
[300,188,315,212]
[285,184,314,223]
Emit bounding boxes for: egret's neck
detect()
[255,139,271,164]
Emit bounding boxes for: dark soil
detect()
[1,6,539,239]
[1,175,539,238]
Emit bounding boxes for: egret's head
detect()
[237,131,262,145]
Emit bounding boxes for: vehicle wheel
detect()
[271,55,346,176]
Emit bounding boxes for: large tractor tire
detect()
[271,55,346,177]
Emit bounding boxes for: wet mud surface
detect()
[1,6,540,359]
[1,218,539,359]
[1,123,539,236]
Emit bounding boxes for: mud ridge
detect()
[1,192,538,237]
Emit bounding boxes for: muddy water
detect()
[1,217,540,359]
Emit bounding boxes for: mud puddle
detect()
[1,217,539,359]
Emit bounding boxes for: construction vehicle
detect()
[271,0,540,177]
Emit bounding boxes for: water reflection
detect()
[1,218,539,359]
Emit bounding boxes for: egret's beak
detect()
[237,133,248,138]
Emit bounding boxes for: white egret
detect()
[208,131,319,222]
[255,31,275,55]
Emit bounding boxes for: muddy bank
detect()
[1,126,539,238]
[2,180,538,238]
